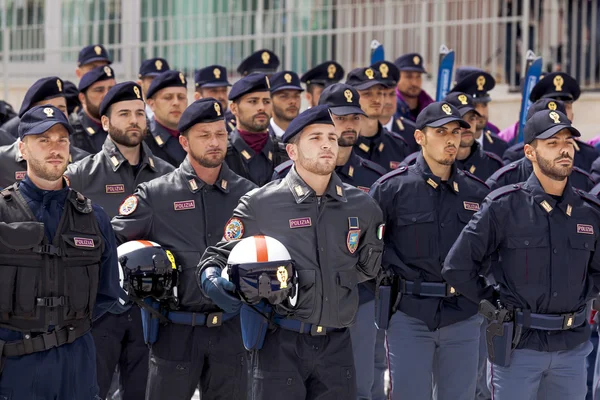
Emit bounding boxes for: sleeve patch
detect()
[119,195,138,216]
[224,217,245,241]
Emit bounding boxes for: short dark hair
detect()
[306,83,323,95]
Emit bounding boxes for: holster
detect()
[375,275,399,330]
[240,302,271,351]
[140,298,162,345]
[485,319,514,367]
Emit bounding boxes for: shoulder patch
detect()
[488,184,521,200]
[484,151,504,166]
[376,165,408,184]
[590,183,600,197]
[360,158,387,176]
[119,195,138,216]
[462,170,490,189]
[224,217,244,241]
[274,159,293,175]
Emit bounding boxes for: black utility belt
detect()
[514,308,587,331]
[397,278,460,298]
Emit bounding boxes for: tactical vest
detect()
[0,184,103,333]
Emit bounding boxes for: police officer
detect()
[502,72,599,172]
[111,98,256,400]
[269,70,303,156]
[450,67,508,158]
[2,76,69,140]
[300,60,345,107]
[200,105,384,399]
[0,105,119,399]
[70,65,117,154]
[65,82,173,399]
[0,100,16,129]
[443,109,599,400]
[137,57,170,119]
[237,49,280,76]
[371,60,419,154]
[193,65,233,131]
[226,72,284,186]
[0,127,13,146]
[273,83,386,190]
[488,98,595,192]
[144,70,189,167]
[76,43,112,79]
[370,101,490,400]
[443,92,503,181]
[393,52,435,122]
[346,67,410,171]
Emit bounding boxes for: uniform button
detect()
[553,248,557,254]
[585,243,589,249]
[207,233,212,238]
[524,240,529,246]
[412,217,417,222]
[553,292,558,297]
[287,378,293,386]
[325,297,328,302]
[440,223,445,228]
[320,247,324,252]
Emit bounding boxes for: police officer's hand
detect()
[201,266,242,313]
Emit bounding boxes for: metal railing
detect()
[0,0,597,104]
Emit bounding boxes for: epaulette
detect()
[485,130,495,144]
[394,118,405,131]
[401,151,419,167]
[578,188,600,208]
[461,169,490,189]
[488,184,521,200]
[360,158,387,176]
[273,159,293,175]
[387,130,408,145]
[375,165,408,185]
[484,151,504,166]
[573,166,592,179]
[590,183,600,197]
[401,116,416,128]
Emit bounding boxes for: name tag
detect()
[289,217,311,229]
[105,184,125,194]
[174,200,195,211]
[74,237,94,248]
[577,224,594,235]
[463,201,480,212]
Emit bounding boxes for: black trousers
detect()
[250,327,356,400]
[146,315,248,400]
[92,306,149,400]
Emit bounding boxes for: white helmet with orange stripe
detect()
[117,240,178,304]
[223,235,298,307]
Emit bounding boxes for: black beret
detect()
[300,61,344,87]
[194,65,231,88]
[177,98,226,132]
[99,82,144,117]
[228,72,270,101]
[78,65,116,92]
[138,58,170,78]
[237,49,280,76]
[269,71,304,93]
[18,76,65,117]
[145,70,187,99]
[78,44,111,67]
[282,104,333,144]
[19,105,73,139]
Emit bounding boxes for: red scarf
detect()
[238,129,268,153]
[155,120,180,139]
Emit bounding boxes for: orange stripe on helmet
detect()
[254,235,269,262]
[137,240,155,247]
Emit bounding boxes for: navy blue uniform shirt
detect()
[455,141,504,181]
[370,153,490,330]
[443,173,600,352]
[354,123,410,171]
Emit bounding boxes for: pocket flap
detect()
[62,234,102,251]
[568,235,595,251]
[297,269,316,289]
[0,222,44,250]
[506,235,549,249]
[395,211,435,227]
[337,270,358,288]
